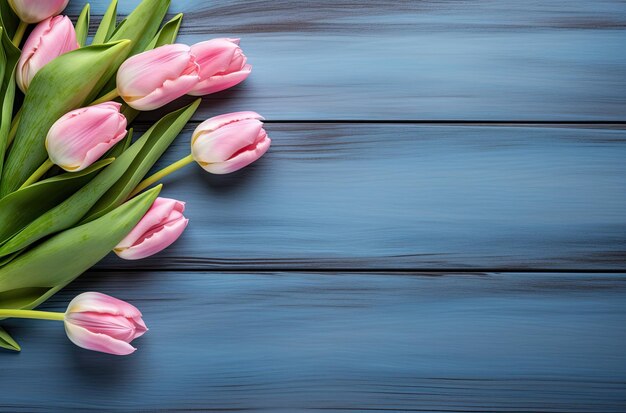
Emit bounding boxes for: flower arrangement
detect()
[0,0,270,355]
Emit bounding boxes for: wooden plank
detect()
[1,271,625,411]
[94,123,626,271]
[65,0,626,121]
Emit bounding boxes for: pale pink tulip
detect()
[16,15,78,92]
[114,197,188,260]
[188,38,251,96]
[8,0,68,23]
[191,111,271,174]
[117,44,200,111]
[64,292,147,356]
[45,102,127,172]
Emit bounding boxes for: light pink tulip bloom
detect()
[191,111,271,174]
[16,15,78,92]
[114,197,188,260]
[64,292,147,356]
[8,0,68,23]
[45,102,127,172]
[117,44,200,111]
[188,38,251,96]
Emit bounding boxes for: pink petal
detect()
[117,44,200,110]
[66,312,140,342]
[16,15,78,92]
[116,198,185,249]
[115,217,188,260]
[190,38,241,78]
[66,292,143,320]
[45,102,127,171]
[127,73,199,111]
[78,125,127,170]
[191,118,264,163]
[65,322,137,356]
[191,111,263,135]
[202,135,271,175]
[188,64,251,96]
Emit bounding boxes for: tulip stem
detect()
[6,109,22,147]
[0,309,65,321]
[11,21,27,47]
[90,89,120,106]
[19,158,55,190]
[129,154,195,198]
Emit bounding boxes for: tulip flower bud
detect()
[45,102,127,172]
[188,38,251,96]
[8,0,68,24]
[117,44,200,111]
[16,15,78,92]
[191,111,271,174]
[114,197,188,260]
[64,292,147,355]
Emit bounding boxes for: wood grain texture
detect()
[4,1,626,411]
[64,0,626,121]
[1,271,625,412]
[92,123,626,271]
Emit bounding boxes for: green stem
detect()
[0,309,65,321]
[11,20,27,47]
[129,154,195,198]
[6,108,22,147]
[19,158,54,189]
[90,89,120,106]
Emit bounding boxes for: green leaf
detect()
[0,158,113,246]
[109,0,170,56]
[146,13,183,50]
[0,0,18,39]
[96,0,170,95]
[0,26,19,185]
[87,99,200,221]
[0,325,20,351]
[92,0,117,44]
[0,134,149,257]
[74,3,91,47]
[0,186,161,311]
[0,39,131,196]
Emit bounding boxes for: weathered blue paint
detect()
[2,1,625,411]
[2,272,626,411]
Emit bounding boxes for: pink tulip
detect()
[117,44,200,111]
[64,292,147,356]
[188,38,251,96]
[16,15,78,92]
[191,111,271,174]
[8,0,68,24]
[114,197,188,260]
[45,102,127,172]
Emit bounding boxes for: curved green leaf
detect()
[0,134,148,257]
[109,0,170,56]
[0,26,19,186]
[74,3,91,47]
[87,98,200,221]
[0,0,18,39]
[146,13,183,50]
[0,158,113,245]
[0,325,19,351]
[0,185,161,311]
[92,0,117,44]
[0,39,131,196]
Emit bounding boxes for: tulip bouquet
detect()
[0,0,270,355]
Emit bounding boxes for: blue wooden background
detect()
[2,1,626,411]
